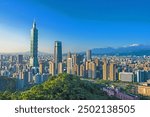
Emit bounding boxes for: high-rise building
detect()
[21,70,29,86]
[80,64,85,78]
[88,62,96,79]
[72,53,81,65]
[109,63,116,81]
[49,61,55,76]
[39,61,44,74]
[136,70,145,82]
[67,58,73,74]
[18,55,23,64]
[85,61,90,77]
[54,41,62,74]
[72,64,80,76]
[136,70,150,82]
[86,50,91,61]
[103,58,109,80]
[94,57,100,67]
[30,21,38,67]
[72,53,77,66]
[67,51,72,58]
[58,62,63,74]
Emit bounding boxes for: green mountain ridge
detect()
[0,74,116,100]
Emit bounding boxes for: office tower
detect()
[109,63,116,81]
[17,55,23,64]
[30,21,38,67]
[58,62,63,74]
[119,72,134,82]
[136,70,146,82]
[67,58,73,74]
[21,70,29,86]
[39,61,44,74]
[54,41,62,74]
[49,61,55,76]
[72,64,80,76]
[86,50,91,61]
[17,73,24,89]
[80,64,85,78]
[103,58,109,80]
[28,71,33,83]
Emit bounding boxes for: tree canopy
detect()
[0,73,117,100]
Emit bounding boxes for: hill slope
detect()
[0,74,116,100]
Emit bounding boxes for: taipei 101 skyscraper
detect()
[30,21,38,67]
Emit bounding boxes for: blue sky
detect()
[0,0,150,53]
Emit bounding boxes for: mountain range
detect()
[0,44,150,56]
[91,44,150,56]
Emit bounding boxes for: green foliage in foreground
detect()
[0,73,117,100]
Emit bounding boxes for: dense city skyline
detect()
[0,0,150,53]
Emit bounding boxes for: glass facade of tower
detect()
[30,22,38,67]
[54,41,62,74]
[86,50,91,61]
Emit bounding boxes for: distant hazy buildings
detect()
[30,21,38,67]
[54,41,62,74]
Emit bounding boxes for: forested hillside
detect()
[0,74,117,100]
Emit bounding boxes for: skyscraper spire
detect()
[30,21,38,67]
[33,20,36,28]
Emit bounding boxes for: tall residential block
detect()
[72,64,80,76]
[80,64,85,78]
[103,58,109,80]
[109,63,116,81]
[39,61,44,74]
[67,58,73,74]
[88,62,96,79]
[49,61,55,76]
[58,62,63,74]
